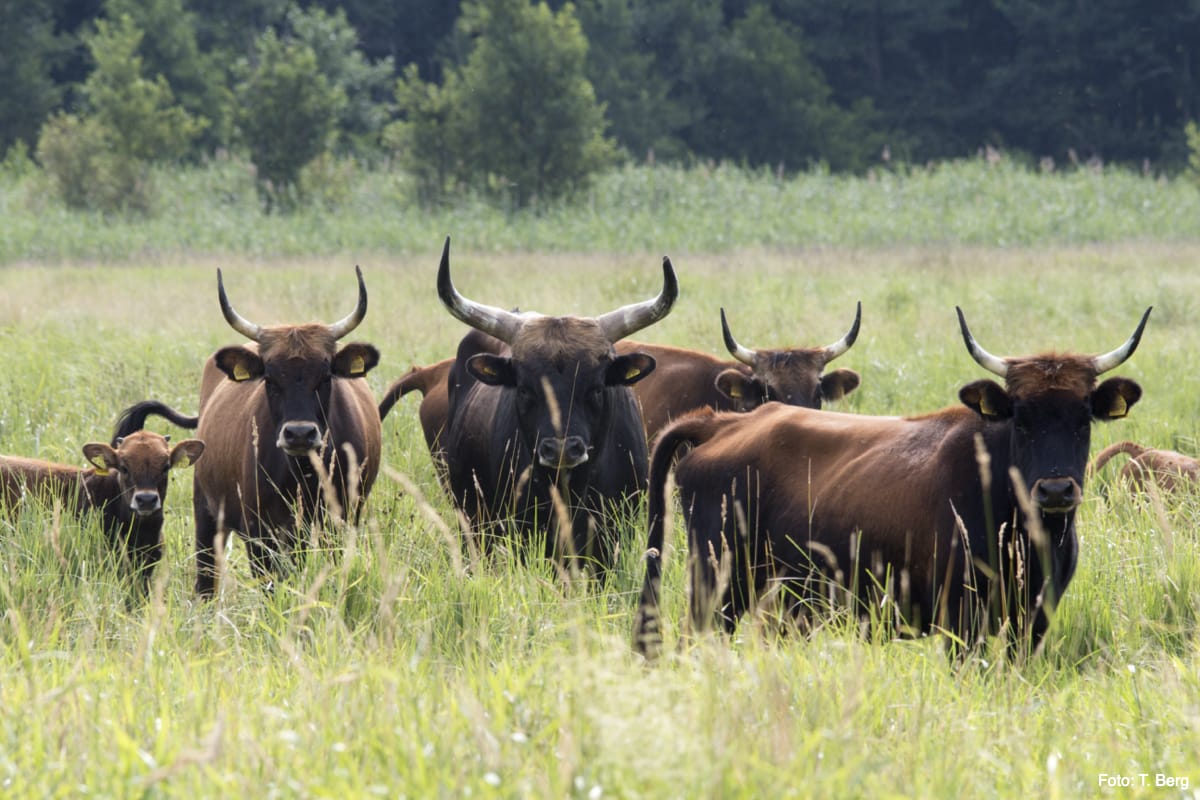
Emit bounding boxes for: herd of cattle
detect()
[1,237,1190,657]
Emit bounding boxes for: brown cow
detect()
[633,306,1150,658]
[617,303,861,441]
[1090,441,1200,494]
[0,431,204,590]
[115,268,382,597]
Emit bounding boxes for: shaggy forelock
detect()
[1004,353,1098,400]
[258,324,338,362]
[510,317,613,369]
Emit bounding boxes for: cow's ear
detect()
[81,442,119,475]
[215,346,264,382]
[170,439,206,469]
[607,353,655,386]
[333,343,380,378]
[820,368,861,402]
[467,353,516,386]
[714,368,760,402]
[960,379,1012,420]
[1093,377,1142,421]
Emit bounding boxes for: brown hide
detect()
[0,431,203,588]
[190,269,382,597]
[1090,441,1200,494]
[616,304,861,441]
[634,306,1151,657]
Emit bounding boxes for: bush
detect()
[234,29,346,211]
[35,113,152,213]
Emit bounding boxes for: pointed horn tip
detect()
[846,300,863,342]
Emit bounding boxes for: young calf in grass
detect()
[0,431,204,592]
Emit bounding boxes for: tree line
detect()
[4,0,1198,212]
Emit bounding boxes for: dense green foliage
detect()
[0,239,1198,796]
[233,28,345,209]
[7,0,1200,213]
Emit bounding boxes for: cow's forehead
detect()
[511,317,612,367]
[758,349,825,375]
[117,431,171,460]
[259,324,338,362]
[1004,354,1098,400]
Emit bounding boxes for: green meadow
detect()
[0,159,1198,797]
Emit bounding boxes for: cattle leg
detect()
[194,495,220,598]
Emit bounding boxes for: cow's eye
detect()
[588,386,604,404]
[517,386,536,405]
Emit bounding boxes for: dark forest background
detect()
[5,0,1198,211]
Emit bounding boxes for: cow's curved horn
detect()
[218,269,263,342]
[327,266,368,340]
[956,306,1008,378]
[821,301,862,364]
[720,308,757,367]
[1092,306,1152,374]
[437,237,524,344]
[596,256,679,342]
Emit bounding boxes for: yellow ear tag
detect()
[91,462,109,476]
[349,355,366,375]
[727,383,743,398]
[978,394,995,417]
[233,363,252,381]
[1109,394,1128,418]
[625,366,642,381]
[480,363,499,377]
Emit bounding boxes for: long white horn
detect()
[217,269,263,342]
[956,306,1008,378]
[1092,307,1152,374]
[327,266,368,340]
[720,308,757,367]
[436,236,524,344]
[595,257,679,342]
[821,301,862,364]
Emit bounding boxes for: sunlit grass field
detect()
[1,160,1200,796]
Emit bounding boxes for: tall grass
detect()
[0,239,1197,792]
[2,155,1199,263]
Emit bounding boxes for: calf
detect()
[0,431,204,590]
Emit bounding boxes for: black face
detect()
[215,342,380,457]
[469,351,655,472]
[960,376,1143,516]
[1008,391,1093,513]
[262,356,335,455]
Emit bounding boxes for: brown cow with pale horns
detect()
[116,268,382,597]
[0,431,204,591]
[634,306,1150,658]
[617,302,862,441]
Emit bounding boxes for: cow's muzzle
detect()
[1032,477,1081,513]
[131,490,162,516]
[537,436,589,470]
[278,421,322,455]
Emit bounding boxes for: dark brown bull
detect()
[0,431,203,590]
[616,303,861,440]
[116,269,382,597]
[436,238,676,575]
[1090,441,1200,494]
[634,307,1150,658]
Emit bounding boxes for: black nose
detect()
[1032,477,1080,512]
[281,422,321,452]
[132,491,161,514]
[536,436,589,469]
